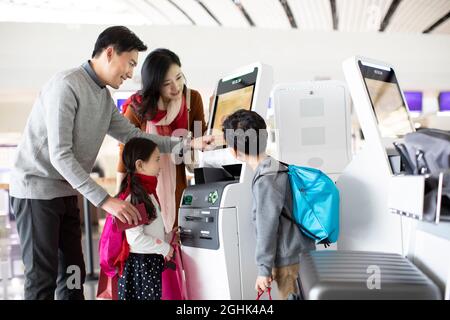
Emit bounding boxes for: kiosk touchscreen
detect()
[209,67,258,147]
[358,61,415,140]
[201,63,273,167]
[343,57,415,175]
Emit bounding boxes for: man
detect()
[9,26,213,300]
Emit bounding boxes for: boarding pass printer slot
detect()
[388,172,450,223]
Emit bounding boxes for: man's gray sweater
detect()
[252,156,316,277]
[10,62,180,207]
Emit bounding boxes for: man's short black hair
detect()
[222,109,268,156]
[92,26,147,58]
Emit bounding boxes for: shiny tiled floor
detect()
[0,218,102,300]
[0,277,100,300]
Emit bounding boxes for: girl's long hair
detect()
[117,137,158,222]
[137,48,186,120]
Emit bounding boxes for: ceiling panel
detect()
[0,0,149,25]
[337,0,393,32]
[240,0,291,29]
[386,0,450,33]
[148,0,193,25]
[287,0,333,31]
[171,0,219,26]
[0,0,130,14]
[0,0,448,35]
[200,0,249,27]
[431,16,450,34]
[123,0,171,25]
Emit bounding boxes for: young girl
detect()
[117,137,174,300]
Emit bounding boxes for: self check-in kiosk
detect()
[337,56,450,296]
[338,56,417,254]
[179,63,273,300]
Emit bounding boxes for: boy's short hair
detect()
[222,109,268,156]
[92,26,147,58]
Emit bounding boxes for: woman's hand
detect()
[101,197,142,225]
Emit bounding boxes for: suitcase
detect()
[298,250,442,300]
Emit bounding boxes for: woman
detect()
[117,48,207,234]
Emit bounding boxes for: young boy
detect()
[222,109,315,300]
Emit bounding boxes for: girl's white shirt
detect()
[124,194,171,257]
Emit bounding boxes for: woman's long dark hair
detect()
[137,48,186,120]
[117,137,158,222]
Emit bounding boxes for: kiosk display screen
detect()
[210,68,258,146]
[359,61,414,138]
[212,86,254,131]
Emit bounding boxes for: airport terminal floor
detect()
[0,219,100,300]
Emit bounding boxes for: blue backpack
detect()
[254,161,340,246]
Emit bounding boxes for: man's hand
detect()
[101,197,142,225]
[255,276,272,293]
[190,135,215,151]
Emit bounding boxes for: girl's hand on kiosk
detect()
[255,276,272,293]
[101,197,142,225]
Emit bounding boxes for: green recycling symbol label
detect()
[208,190,219,204]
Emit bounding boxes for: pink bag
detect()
[161,236,187,300]
[98,203,149,278]
[98,214,124,278]
[96,269,119,300]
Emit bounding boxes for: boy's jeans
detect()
[272,263,300,300]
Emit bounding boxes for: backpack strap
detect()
[252,163,294,230]
[252,169,288,186]
[260,163,329,245]
[252,160,289,187]
[252,163,289,228]
[279,160,289,167]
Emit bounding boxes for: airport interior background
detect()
[0,0,450,300]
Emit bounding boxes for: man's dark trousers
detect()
[10,196,86,300]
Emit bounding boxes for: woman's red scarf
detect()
[121,92,188,132]
[114,173,159,276]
